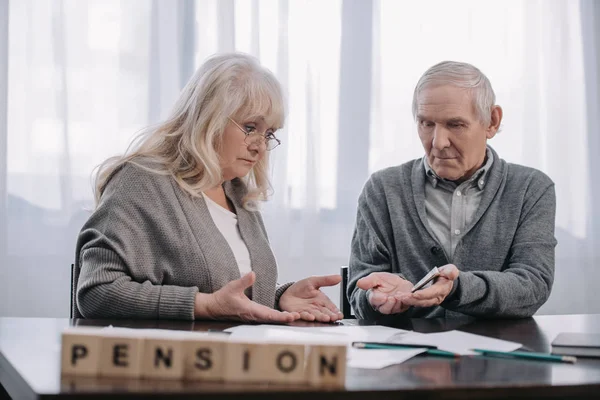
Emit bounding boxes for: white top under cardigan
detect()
[202,192,252,277]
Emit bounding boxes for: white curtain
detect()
[1,0,598,317]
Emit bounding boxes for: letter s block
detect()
[183,336,227,381]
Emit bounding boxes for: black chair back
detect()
[340,266,355,319]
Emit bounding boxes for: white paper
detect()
[389,330,521,355]
[224,324,408,345]
[347,348,427,369]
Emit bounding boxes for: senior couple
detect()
[73,53,556,323]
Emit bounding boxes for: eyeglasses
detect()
[228,117,281,151]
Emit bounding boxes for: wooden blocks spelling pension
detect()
[61,327,346,387]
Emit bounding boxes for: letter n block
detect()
[61,328,103,377]
[307,344,346,387]
[141,337,185,380]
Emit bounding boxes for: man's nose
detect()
[432,126,451,150]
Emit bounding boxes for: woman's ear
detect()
[486,105,503,139]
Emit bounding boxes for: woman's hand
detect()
[195,272,300,323]
[279,275,344,322]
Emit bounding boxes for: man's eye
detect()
[449,123,463,128]
[420,121,433,127]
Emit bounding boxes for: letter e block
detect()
[99,332,144,378]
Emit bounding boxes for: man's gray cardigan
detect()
[73,161,290,320]
[348,147,557,319]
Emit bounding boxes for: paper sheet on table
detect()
[389,330,521,355]
[347,348,427,369]
[224,324,409,345]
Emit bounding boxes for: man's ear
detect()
[486,105,503,139]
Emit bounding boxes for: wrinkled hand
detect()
[400,264,459,308]
[279,275,344,323]
[196,272,300,323]
[357,272,413,314]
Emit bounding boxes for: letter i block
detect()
[307,345,347,387]
[183,336,227,381]
[141,337,185,380]
[98,331,145,378]
[263,343,307,384]
[61,328,104,376]
[224,341,268,383]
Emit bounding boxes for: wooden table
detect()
[1,314,599,399]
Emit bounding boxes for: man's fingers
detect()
[357,274,380,290]
[369,290,388,307]
[439,264,459,280]
[309,274,342,288]
[390,298,408,314]
[411,279,450,300]
[377,297,398,314]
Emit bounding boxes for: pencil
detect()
[352,342,458,357]
[472,348,577,364]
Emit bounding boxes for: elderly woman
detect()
[73,53,343,323]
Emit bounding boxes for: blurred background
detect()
[0,0,599,317]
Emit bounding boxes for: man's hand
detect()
[356,272,414,314]
[400,264,459,308]
[195,272,300,323]
[279,275,344,322]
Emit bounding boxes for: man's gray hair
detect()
[412,61,496,125]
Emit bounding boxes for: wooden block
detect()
[262,342,307,384]
[141,335,185,380]
[224,340,268,383]
[183,335,228,381]
[307,344,347,387]
[61,328,104,377]
[98,331,145,378]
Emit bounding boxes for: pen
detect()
[352,341,438,349]
[472,348,577,364]
[352,342,458,357]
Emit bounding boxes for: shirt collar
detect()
[423,147,494,190]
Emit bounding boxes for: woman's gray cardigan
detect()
[73,162,291,320]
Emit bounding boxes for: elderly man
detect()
[348,61,557,319]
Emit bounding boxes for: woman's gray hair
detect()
[94,52,285,210]
[412,61,496,125]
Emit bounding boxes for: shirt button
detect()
[456,191,462,197]
[454,229,461,235]
[479,180,484,186]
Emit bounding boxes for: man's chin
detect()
[433,168,461,181]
